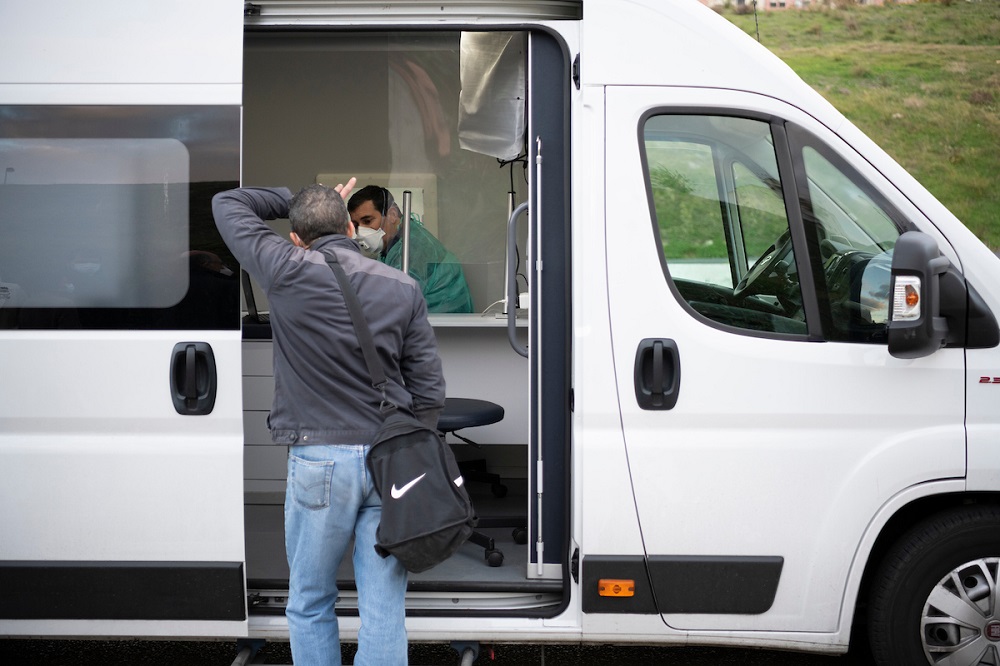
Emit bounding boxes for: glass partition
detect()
[242,30,530,315]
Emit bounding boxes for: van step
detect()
[248,586,562,615]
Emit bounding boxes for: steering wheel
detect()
[733,229,793,299]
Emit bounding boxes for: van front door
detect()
[604,86,966,633]
[0,1,246,636]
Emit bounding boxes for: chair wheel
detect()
[512,527,528,545]
[491,483,508,498]
[485,549,504,567]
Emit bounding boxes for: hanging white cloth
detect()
[458,32,527,161]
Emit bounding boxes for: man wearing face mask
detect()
[212,180,445,665]
[347,185,473,314]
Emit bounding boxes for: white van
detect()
[2,1,998,664]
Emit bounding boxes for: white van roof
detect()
[580,0,843,130]
[246,0,846,132]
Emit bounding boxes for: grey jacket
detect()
[212,187,445,446]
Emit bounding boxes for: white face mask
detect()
[355,225,386,259]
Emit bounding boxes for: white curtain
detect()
[458,32,527,161]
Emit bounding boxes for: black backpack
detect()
[366,410,477,572]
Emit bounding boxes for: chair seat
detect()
[437,398,504,433]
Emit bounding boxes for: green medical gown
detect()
[384,216,474,314]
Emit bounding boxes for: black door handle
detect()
[170,342,217,415]
[634,338,680,410]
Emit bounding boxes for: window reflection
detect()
[0,138,190,309]
[0,106,240,330]
[642,114,909,345]
[644,115,807,336]
[797,143,905,343]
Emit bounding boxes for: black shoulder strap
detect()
[324,252,392,408]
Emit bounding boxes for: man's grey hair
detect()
[289,184,351,245]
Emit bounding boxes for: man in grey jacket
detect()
[213,181,444,666]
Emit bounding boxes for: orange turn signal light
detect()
[598,579,635,597]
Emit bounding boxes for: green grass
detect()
[723,0,1000,250]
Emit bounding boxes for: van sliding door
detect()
[526,30,572,577]
[0,0,247,636]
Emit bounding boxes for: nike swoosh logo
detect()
[390,473,427,499]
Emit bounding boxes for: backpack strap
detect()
[325,252,395,413]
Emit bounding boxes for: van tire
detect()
[867,505,1000,666]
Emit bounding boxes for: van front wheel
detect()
[868,506,1000,666]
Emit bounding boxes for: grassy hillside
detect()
[723,0,1000,250]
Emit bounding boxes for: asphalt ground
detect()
[0,639,876,665]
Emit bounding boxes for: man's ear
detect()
[290,232,307,248]
[386,205,402,235]
[347,221,356,239]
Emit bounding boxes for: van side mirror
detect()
[887,231,950,359]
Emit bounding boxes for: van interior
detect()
[239,27,571,618]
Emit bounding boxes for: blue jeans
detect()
[285,444,408,666]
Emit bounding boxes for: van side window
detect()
[643,115,808,336]
[0,106,240,330]
[790,128,907,344]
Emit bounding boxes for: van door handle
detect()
[170,342,217,415]
[634,338,680,410]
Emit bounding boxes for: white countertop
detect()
[429,312,528,327]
